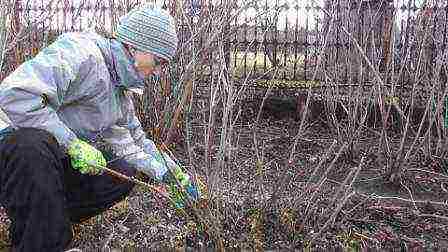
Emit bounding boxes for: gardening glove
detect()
[67,139,107,175]
[162,165,202,209]
[142,139,203,208]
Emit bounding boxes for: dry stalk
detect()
[267,0,338,212]
[320,1,382,160]
[161,1,281,249]
[400,180,418,211]
[357,193,448,208]
[164,79,193,146]
[401,84,448,172]
[7,0,66,49]
[333,1,441,184]
[213,45,248,192]
[1,0,63,71]
[419,85,448,157]
[417,213,448,222]
[311,191,356,243]
[204,75,219,190]
[337,23,394,172]
[251,70,281,204]
[311,160,365,239]
[294,140,337,207]
[328,156,365,208]
[316,153,363,231]
[315,143,347,188]
[406,168,448,180]
[296,0,337,136]
[324,176,448,209]
[0,0,14,71]
[175,0,269,195]
[300,177,327,231]
[392,2,437,180]
[159,145,225,250]
[298,143,347,232]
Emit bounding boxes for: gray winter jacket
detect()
[0,31,167,179]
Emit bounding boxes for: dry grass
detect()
[230,51,312,80]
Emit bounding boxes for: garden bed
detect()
[0,95,447,251]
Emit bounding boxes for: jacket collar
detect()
[109,39,145,90]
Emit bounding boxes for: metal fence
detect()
[221,1,447,87]
[2,0,147,80]
[3,0,448,97]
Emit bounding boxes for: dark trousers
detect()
[0,128,136,252]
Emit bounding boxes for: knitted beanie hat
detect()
[116,4,178,61]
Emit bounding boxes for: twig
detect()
[325,178,448,207]
[64,249,83,252]
[301,177,327,229]
[327,157,365,228]
[442,182,447,193]
[295,140,337,206]
[357,193,448,208]
[400,180,418,211]
[311,191,356,243]
[164,79,194,146]
[353,232,379,244]
[407,168,448,180]
[329,156,365,208]
[417,214,448,222]
[342,196,371,216]
[102,224,116,250]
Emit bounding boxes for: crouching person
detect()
[0,4,200,252]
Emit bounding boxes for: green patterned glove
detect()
[163,165,202,209]
[67,139,106,175]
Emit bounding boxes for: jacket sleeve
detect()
[0,34,91,150]
[102,91,168,180]
[120,94,152,149]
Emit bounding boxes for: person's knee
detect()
[7,127,58,145]
[0,128,67,207]
[1,127,65,161]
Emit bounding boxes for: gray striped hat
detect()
[116,4,178,61]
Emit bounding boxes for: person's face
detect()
[127,46,169,77]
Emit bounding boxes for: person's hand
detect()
[67,139,106,175]
[162,165,202,209]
